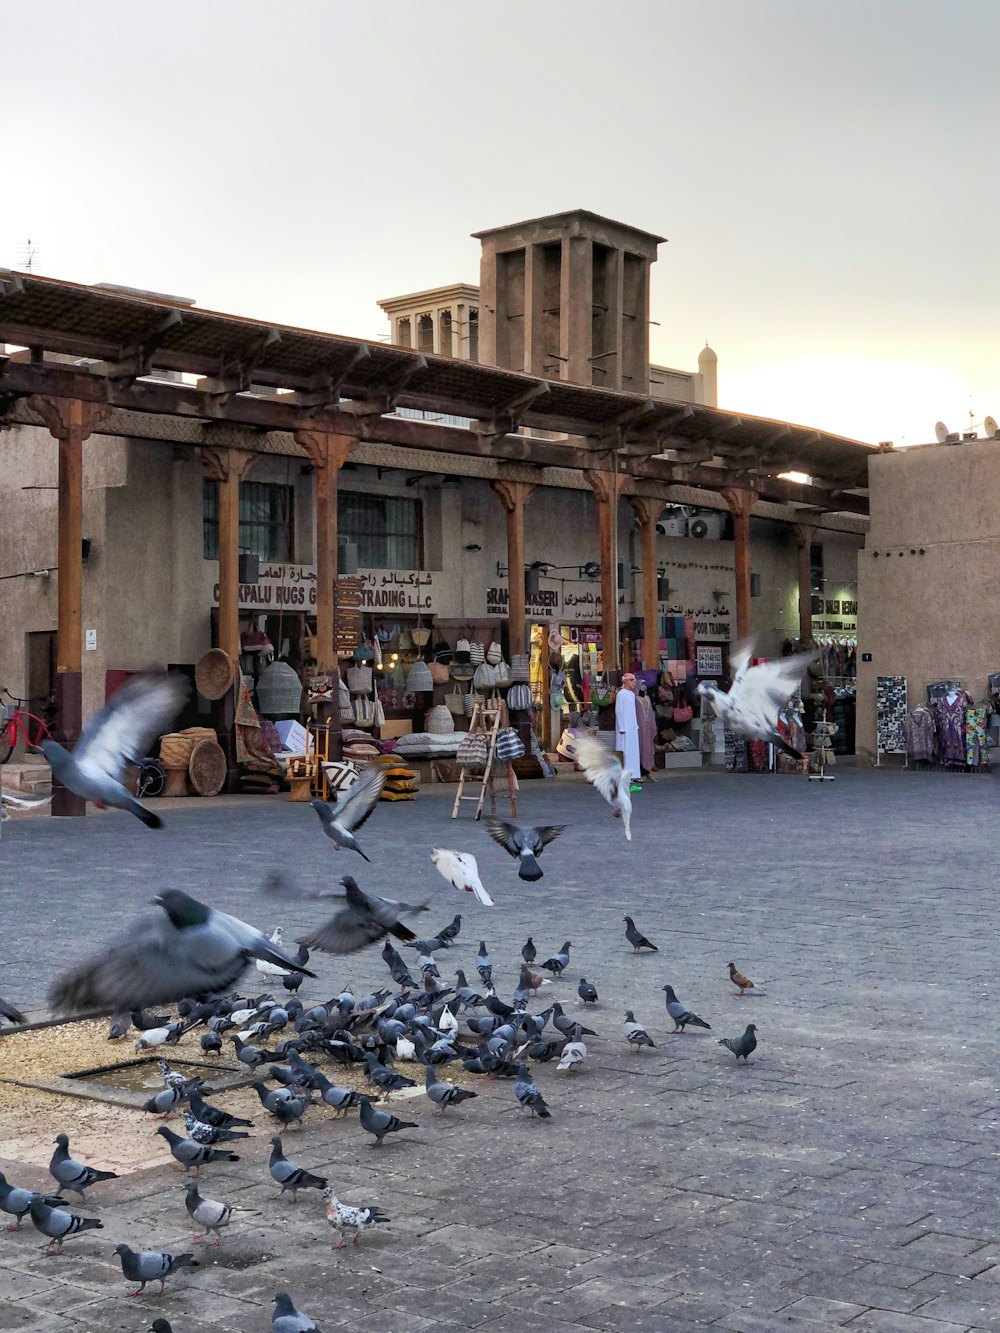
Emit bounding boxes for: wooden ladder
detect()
[451,698,518,820]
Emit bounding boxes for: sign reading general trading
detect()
[213,564,436,612]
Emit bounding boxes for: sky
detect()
[3,1,998,446]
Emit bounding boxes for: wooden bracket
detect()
[199,444,256,483]
[27,395,109,441]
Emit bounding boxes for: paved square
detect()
[1,766,998,1330]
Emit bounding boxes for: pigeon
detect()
[551,1002,596,1038]
[430,848,495,906]
[382,943,417,990]
[39,673,187,827]
[358,1095,418,1147]
[514,1061,552,1118]
[114,1243,199,1296]
[187,1095,253,1130]
[155,1126,239,1176]
[268,1137,327,1200]
[273,1291,321,1332]
[232,1034,273,1068]
[0,1173,67,1230]
[521,937,536,964]
[48,1134,118,1199]
[252,1082,309,1126]
[142,1084,198,1117]
[436,913,463,943]
[149,1321,173,1333]
[475,940,492,987]
[309,765,386,861]
[0,996,25,1026]
[28,1197,102,1254]
[364,1052,415,1092]
[697,642,818,759]
[557,1025,587,1072]
[624,914,658,954]
[719,1023,758,1064]
[566,730,633,839]
[577,978,598,1005]
[662,984,711,1033]
[624,1010,655,1050]
[256,926,298,978]
[424,1063,477,1114]
[728,962,758,995]
[540,942,572,978]
[182,1110,250,1144]
[298,875,428,954]
[313,1071,365,1116]
[484,817,565,881]
[323,1186,390,1249]
[185,1182,234,1245]
[49,889,315,1013]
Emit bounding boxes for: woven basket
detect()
[287,774,314,802]
[425,704,454,735]
[180,726,216,744]
[161,765,190,797]
[195,649,235,701]
[188,739,227,797]
[159,733,197,768]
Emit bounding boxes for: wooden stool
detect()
[161,765,189,797]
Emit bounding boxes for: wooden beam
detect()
[792,522,816,643]
[201,446,256,664]
[584,467,624,674]
[490,479,535,656]
[722,485,757,641]
[628,496,663,671]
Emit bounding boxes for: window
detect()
[338,492,421,569]
[202,480,295,562]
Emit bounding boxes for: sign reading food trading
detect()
[214,564,436,612]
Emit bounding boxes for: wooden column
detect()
[628,496,664,670]
[490,479,534,656]
[201,447,255,664]
[722,485,757,641]
[585,468,623,675]
[28,396,107,817]
[792,523,816,644]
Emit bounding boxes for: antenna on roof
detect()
[18,238,38,273]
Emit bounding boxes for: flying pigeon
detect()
[424,1063,477,1114]
[484,818,565,882]
[48,1134,118,1199]
[624,1010,655,1050]
[557,1025,587,1072]
[297,875,428,954]
[0,1173,66,1231]
[565,730,633,839]
[662,984,711,1033]
[540,942,572,978]
[624,914,658,954]
[0,996,25,1026]
[697,642,818,759]
[39,673,187,828]
[358,1095,418,1147]
[49,888,314,1013]
[155,1126,239,1176]
[323,1186,390,1249]
[28,1197,102,1255]
[273,1292,321,1332]
[514,1061,551,1118]
[114,1243,199,1297]
[719,1023,758,1064]
[185,1182,234,1245]
[309,765,386,860]
[268,1136,327,1200]
[430,848,495,906]
[577,978,598,1005]
[728,962,759,995]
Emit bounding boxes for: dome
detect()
[698,344,717,367]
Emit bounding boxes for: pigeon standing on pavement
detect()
[39,673,187,828]
[272,1292,321,1332]
[514,1062,552,1118]
[540,942,572,979]
[49,889,314,1013]
[268,1137,327,1201]
[728,962,759,995]
[557,1025,587,1072]
[521,937,536,964]
[662,984,711,1033]
[28,1198,103,1254]
[358,1096,418,1147]
[185,1182,234,1245]
[624,915,658,954]
[719,1023,758,1064]
[697,643,818,759]
[424,1064,478,1114]
[577,978,598,1005]
[156,1126,240,1176]
[297,875,428,954]
[475,940,492,987]
[323,1186,390,1249]
[48,1134,118,1199]
[565,731,633,840]
[114,1243,199,1297]
[484,818,566,882]
[0,1173,67,1230]
[623,1010,656,1051]
[551,1002,596,1038]
[430,849,495,906]
[309,766,386,861]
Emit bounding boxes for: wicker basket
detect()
[425,704,455,735]
[161,765,190,797]
[195,649,235,701]
[159,733,197,768]
[188,739,227,797]
[287,774,314,801]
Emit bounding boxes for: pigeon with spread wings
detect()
[484,818,565,882]
[566,731,632,840]
[40,672,187,828]
[297,875,428,954]
[309,765,386,861]
[697,643,817,759]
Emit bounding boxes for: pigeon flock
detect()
[0,666,798,1326]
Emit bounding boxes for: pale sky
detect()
[4,1,997,446]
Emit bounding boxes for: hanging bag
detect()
[372,693,386,727]
[456,732,489,769]
[446,685,466,717]
[494,727,525,762]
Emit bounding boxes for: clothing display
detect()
[904,705,935,762]
[935,690,969,766]
[876,676,908,756]
[902,692,991,771]
[635,688,656,775]
[965,704,988,768]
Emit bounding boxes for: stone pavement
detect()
[1,765,1000,1330]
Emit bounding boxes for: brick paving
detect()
[1,765,999,1330]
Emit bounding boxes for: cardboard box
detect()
[379,719,413,739]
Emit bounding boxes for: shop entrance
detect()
[25,630,56,733]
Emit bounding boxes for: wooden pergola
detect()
[0,273,875,812]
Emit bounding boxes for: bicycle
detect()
[0,689,54,765]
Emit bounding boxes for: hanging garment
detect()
[935,693,969,766]
[904,706,935,762]
[635,692,656,774]
[965,705,988,767]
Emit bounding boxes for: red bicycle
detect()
[0,689,54,764]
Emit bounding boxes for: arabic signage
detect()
[213,564,436,613]
[483,582,627,623]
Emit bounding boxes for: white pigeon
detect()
[566,730,632,840]
[697,642,817,758]
[395,1035,417,1062]
[557,1030,587,1072]
[323,1187,390,1249]
[430,849,495,906]
[256,927,290,978]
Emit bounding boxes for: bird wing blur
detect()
[328,765,386,833]
[72,674,188,788]
[568,731,632,838]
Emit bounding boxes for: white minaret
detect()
[698,343,718,407]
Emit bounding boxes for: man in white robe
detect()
[615,673,641,783]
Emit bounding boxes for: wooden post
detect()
[28,396,108,817]
[628,496,664,670]
[490,479,534,656]
[584,468,623,675]
[201,447,255,665]
[722,485,757,641]
[792,523,816,644]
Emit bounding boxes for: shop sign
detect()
[696,645,724,677]
[486,585,560,616]
[359,569,435,612]
[213,564,436,612]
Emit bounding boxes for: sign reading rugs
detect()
[213,565,436,612]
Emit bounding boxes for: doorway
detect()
[25,631,56,733]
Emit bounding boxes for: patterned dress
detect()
[965,705,988,767]
[934,693,968,766]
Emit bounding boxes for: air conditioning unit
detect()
[688,513,724,540]
[656,516,688,537]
